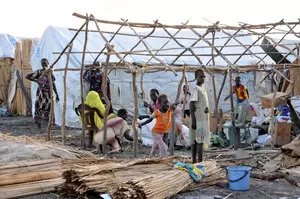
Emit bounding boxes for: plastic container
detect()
[227,166,251,191]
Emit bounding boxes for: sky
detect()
[1,0,300,38]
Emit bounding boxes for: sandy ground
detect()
[1,116,300,199]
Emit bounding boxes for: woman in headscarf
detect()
[26,58,59,128]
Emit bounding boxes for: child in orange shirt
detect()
[139,94,175,157]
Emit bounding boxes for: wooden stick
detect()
[217,71,228,108]
[234,22,280,64]
[72,13,300,30]
[211,31,219,133]
[181,23,235,71]
[90,14,135,72]
[116,20,157,66]
[102,45,112,155]
[228,68,238,149]
[256,24,297,65]
[170,64,187,155]
[132,71,139,157]
[93,24,124,65]
[80,15,90,149]
[62,44,73,145]
[121,19,177,76]
[270,72,277,149]
[144,21,188,66]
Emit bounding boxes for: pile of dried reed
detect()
[111,161,225,199]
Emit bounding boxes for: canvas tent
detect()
[30,25,278,128]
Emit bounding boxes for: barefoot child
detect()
[139,94,175,157]
[190,69,210,163]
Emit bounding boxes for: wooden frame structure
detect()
[47,13,300,156]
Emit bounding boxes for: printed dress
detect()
[189,85,210,144]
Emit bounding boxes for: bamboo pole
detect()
[228,68,238,149]
[80,15,90,149]
[101,45,112,155]
[121,19,177,76]
[132,71,139,157]
[170,64,187,155]
[61,44,73,145]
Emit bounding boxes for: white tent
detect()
[30,26,274,128]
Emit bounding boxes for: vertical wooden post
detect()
[211,31,219,134]
[61,44,73,145]
[46,69,54,141]
[229,68,238,149]
[170,64,187,156]
[270,72,276,149]
[132,71,139,157]
[80,16,89,149]
[101,45,112,155]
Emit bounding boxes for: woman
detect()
[94,108,139,152]
[26,58,59,128]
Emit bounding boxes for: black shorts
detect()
[184,110,190,118]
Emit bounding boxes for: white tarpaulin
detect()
[30,26,274,128]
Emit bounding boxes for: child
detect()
[139,94,175,157]
[190,69,210,163]
[180,85,191,118]
[224,76,250,123]
[144,89,160,114]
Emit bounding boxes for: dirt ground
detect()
[1,116,300,199]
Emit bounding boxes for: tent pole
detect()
[101,45,112,155]
[228,68,238,150]
[62,44,73,145]
[80,15,90,149]
[170,64,187,156]
[211,30,219,134]
[132,71,139,157]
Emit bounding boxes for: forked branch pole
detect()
[62,44,73,145]
[132,72,139,157]
[80,16,89,149]
[102,45,112,155]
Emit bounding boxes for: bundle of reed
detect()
[0,133,96,159]
[0,178,64,199]
[111,161,225,199]
[0,157,124,199]
[57,157,183,196]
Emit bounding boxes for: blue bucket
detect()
[227,166,251,191]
